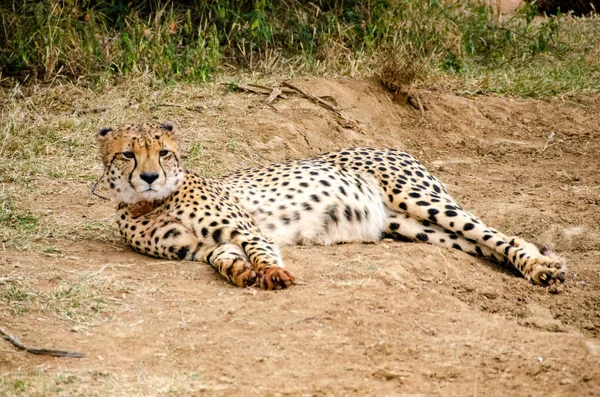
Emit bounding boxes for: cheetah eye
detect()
[159,150,170,157]
[122,151,135,159]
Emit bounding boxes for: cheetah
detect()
[96,122,567,290]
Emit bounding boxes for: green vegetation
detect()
[1,0,599,96]
[0,270,117,321]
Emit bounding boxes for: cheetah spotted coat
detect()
[97,123,567,290]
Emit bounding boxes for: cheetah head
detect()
[97,122,185,204]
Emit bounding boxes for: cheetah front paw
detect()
[258,266,295,290]
[229,259,258,288]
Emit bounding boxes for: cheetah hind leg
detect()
[384,212,506,264]
[387,196,567,286]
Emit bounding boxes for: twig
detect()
[437,247,449,283]
[412,320,436,336]
[280,81,360,130]
[230,83,292,98]
[90,170,110,201]
[415,93,426,126]
[0,328,85,358]
[281,81,338,111]
[266,86,283,105]
[538,131,556,153]
[63,106,110,116]
[149,103,205,112]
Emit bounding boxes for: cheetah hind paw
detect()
[529,243,567,286]
[258,266,296,290]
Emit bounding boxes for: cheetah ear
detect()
[98,127,113,137]
[159,122,175,133]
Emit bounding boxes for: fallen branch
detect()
[230,83,292,98]
[266,86,283,105]
[0,328,85,358]
[280,81,360,130]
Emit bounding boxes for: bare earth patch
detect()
[1,78,599,396]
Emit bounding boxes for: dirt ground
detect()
[1,78,599,396]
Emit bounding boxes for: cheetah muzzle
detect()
[97,122,567,290]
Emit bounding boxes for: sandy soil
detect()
[1,78,599,396]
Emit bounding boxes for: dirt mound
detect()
[1,78,599,396]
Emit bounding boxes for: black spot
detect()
[416,201,430,206]
[416,233,429,242]
[201,227,209,238]
[320,180,331,187]
[300,182,309,188]
[310,194,321,203]
[408,192,420,198]
[389,222,400,231]
[428,208,439,216]
[399,202,407,211]
[344,206,353,221]
[327,206,339,224]
[483,234,492,241]
[463,223,475,231]
[130,225,136,231]
[452,243,463,251]
[176,246,190,260]
[212,228,223,243]
[475,246,483,256]
[164,228,180,239]
[445,210,458,217]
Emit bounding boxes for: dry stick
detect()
[64,106,110,116]
[90,170,110,201]
[231,83,290,98]
[149,103,204,112]
[266,86,283,105]
[0,328,85,358]
[280,81,360,130]
[415,93,426,126]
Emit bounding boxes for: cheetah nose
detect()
[140,172,159,185]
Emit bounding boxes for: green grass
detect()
[1,1,598,97]
[0,271,121,322]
